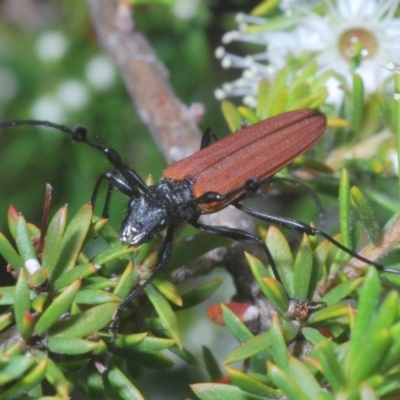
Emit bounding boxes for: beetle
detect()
[1,109,397,334]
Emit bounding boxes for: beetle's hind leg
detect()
[234,202,400,274]
[190,220,282,283]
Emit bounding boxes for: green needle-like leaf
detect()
[191,382,268,400]
[145,284,181,347]
[0,231,23,270]
[15,215,37,262]
[107,361,144,400]
[221,100,243,132]
[14,268,31,336]
[35,279,82,334]
[221,304,253,343]
[42,205,68,276]
[293,234,313,301]
[50,302,119,338]
[51,203,93,282]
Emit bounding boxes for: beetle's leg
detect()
[91,171,140,218]
[235,202,400,274]
[190,220,282,282]
[110,225,175,339]
[200,127,219,150]
[265,177,326,226]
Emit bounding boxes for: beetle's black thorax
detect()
[120,178,200,246]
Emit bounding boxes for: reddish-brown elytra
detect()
[163,109,325,212]
[1,109,396,337]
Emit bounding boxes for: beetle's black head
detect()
[120,195,169,247]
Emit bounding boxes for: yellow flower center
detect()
[339,28,378,60]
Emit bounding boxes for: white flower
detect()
[35,31,69,61]
[85,55,116,91]
[57,79,90,111]
[173,0,200,20]
[215,0,400,106]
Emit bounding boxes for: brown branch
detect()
[86,0,201,164]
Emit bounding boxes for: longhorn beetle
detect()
[1,109,398,336]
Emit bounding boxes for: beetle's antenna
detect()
[0,119,149,193]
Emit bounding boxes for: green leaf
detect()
[202,345,223,381]
[302,327,331,346]
[124,350,174,370]
[44,357,70,398]
[238,106,258,124]
[221,304,253,343]
[14,268,31,337]
[339,168,351,253]
[260,277,289,314]
[0,286,16,306]
[315,339,345,391]
[349,72,364,135]
[256,78,270,120]
[170,344,204,366]
[251,0,280,16]
[153,278,182,306]
[267,361,309,400]
[113,262,136,300]
[113,332,148,348]
[269,86,288,117]
[226,366,279,397]
[0,231,23,270]
[292,63,317,86]
[308,303,350,323]
[48,337,106,355]
[145,284,181,347]
[293,234,313,301]
[15,215,37,262]
[0,311,13,331]
[191,382,268,400]
[269,314,289,370]
[50,302,119,338]
[127,336,176,353]
[265,66,289,116]
[35,279,82,334]
[225,331,271,365]
[246,252,289,313]
[107,361,144,400]
[51,203,93,282]
[87,364,106,400]
[0,355,35,386]
[348,290,398,385]
[287,357,322,397]
[221,100,243,132]
[267,225,294,296]
[346,268,380,372]
[74,289,120,305]
[42,205,68,276]
[177,278,223,309]
[52,263,100,291]
[0,358,47,400]
[349,329,392,386]
[320,278,363,306]
[91,244,137,265]
[20,310,35,339]
[350,186,380,245]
